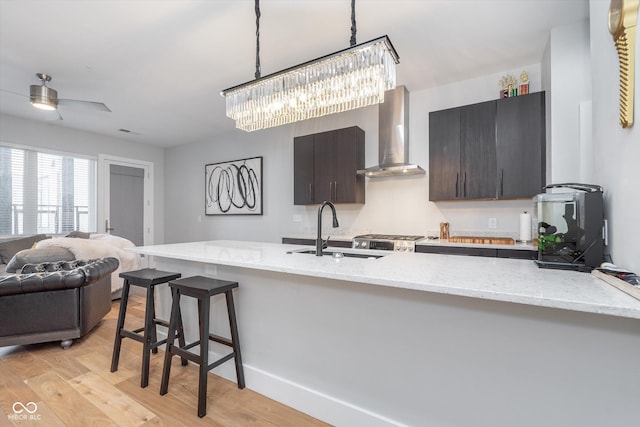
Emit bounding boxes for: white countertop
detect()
[128,240,640,320]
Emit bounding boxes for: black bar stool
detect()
[160,276,245,418]
[110,268,187,388]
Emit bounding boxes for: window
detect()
[0,144,97,235]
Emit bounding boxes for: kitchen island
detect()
[129,240,640,427]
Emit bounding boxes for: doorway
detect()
[98,155,153,246]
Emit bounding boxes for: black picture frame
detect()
[205,156,262,215]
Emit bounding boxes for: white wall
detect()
[590,0,640,272]
[548,19,592,183]
[165,64,544,245]
[0,113,166,243]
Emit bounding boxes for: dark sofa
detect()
[0,257,119,349]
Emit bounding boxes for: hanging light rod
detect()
[221,0,400,132]
[221,35,399,95]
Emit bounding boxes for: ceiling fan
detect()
[29,73,111,115]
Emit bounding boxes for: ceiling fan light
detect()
[30,84,58,111]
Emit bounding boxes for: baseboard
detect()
[241,363,407,427]
[156,331,405,426]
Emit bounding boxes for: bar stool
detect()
[160,276,245,418]
[110,268,187,388]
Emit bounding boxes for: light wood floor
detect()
[0,294,329,427]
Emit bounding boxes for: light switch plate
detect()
[488,218,497,229]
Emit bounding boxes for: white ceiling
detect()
[0,0,589,147]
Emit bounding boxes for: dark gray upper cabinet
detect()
[428,108,460,200]
[293,134,315,205]
[294,126,365,205]
[496,91,546,199]
[429,92,545,201]
[460,100,497,199]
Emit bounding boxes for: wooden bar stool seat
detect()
[160,275,245,418]
[110,268,187,388]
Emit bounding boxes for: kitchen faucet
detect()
[316,201,339,256]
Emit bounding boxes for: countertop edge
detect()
[128,242,640,320]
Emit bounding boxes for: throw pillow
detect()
[5,246,76,273]
[0,234,50,264]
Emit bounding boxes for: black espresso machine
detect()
[533,183,604,272]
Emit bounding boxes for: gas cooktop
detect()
[352,234,425,251]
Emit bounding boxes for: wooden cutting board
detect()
[592,269,640,301]
[448,236,515,245]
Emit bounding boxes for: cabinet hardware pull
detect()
[455,173,459,198]
[329,182,333,201]
[500,169,504,196]
[309,183,312,202]
[334,181,337,200]
[463,172,467,198]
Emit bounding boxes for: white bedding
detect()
[35,234,141,293]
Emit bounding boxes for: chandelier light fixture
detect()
[221,0,400,132]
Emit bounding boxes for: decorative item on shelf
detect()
[221,0,399,132]
[519,71,529,95]
[439,222,450,240]
[608,0,638,128]
[498,74,517,98]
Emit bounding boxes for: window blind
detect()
[0,145,97,235]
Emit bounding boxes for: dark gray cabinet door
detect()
[496,92,546,199]
[294,127,365,205]
[332,127,365,204]
[429,108,461,201]
[460,100,497,199]
[293,135,315,205]
[313,131,335,203]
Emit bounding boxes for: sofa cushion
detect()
[5,246,75,273]
[0,234,50,264]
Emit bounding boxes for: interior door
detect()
[109,164,144,246]
[99,155,153,247]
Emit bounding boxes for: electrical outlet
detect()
[488,218,497,229]
[293,214,302,223]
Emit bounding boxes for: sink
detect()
[287,249,385,259]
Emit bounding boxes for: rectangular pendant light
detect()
[221,35,399,132]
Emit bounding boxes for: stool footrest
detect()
[208,333,232,347]
[181,341,200,352]
[132,326,145,334]
[207,352,235,371]
[155,319,170,328]
[121,329,144,343]
[150,338,167,349]
[170,346,201,364]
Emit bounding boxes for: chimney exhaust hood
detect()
[357,85,425,177]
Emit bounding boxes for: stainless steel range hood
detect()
[357,85,425,177]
